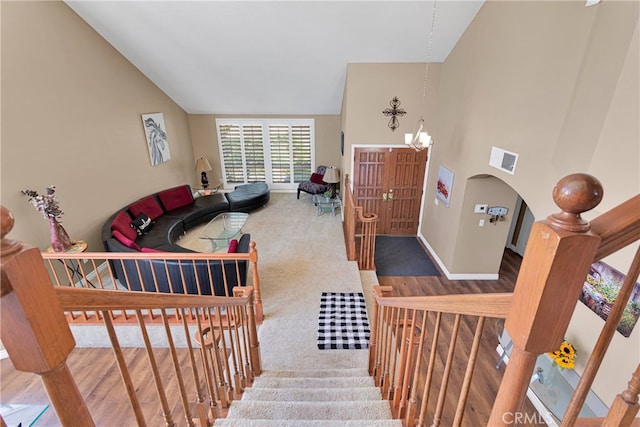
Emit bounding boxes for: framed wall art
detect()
[579,260,640,337]
[142,113,171,166]
[436,165,454,207]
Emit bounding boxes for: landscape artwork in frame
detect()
[579,260,640,337]
[436,165,454,207]
[142,113,171,166]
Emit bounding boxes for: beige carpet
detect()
[208,192,371,370]
[178,192,375,370]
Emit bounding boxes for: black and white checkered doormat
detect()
[317,292,370,350]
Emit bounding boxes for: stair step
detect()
[252,376,375,389]
[225,400,393,420]
[214,419,402,427]
[261,368,370,378]
[242,386,382,401]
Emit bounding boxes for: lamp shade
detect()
[196,157,212,174]
[322,166,340,184]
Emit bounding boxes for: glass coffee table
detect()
[312,194,342,216]
[200,212,249,250]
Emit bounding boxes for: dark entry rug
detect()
[375,236,441,277]
[317,292,370,350]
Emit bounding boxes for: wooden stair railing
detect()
[0,206,262,426]
[343,173,378,270]
[369,285,513,426]
[369,174,640,426]
[40,243,263,324]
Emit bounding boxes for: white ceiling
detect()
[66,1,483,115]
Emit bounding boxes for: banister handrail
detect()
[55,286,253,311]
[42,242,264,323]
[372,288,512,318]
[41,248,256,261]
[590,194,640,261]
[343,173,378,270]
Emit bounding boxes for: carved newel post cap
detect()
[1,205,21,256]
[547,173,603,232]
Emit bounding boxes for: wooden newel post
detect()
[0,206,94,426]
[488,174,603,426]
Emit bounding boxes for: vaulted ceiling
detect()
[66,1,483,115]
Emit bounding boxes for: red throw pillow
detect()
[157,186,194,211]
[112,229,141,251]
[227,239,239,253]
[129,196,164,220]
[111,211,138,241]
[310,173,326,185]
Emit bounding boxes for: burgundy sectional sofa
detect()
[101,182,269,254]
[100,183,269,296]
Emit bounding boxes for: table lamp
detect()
[196,157,212,189]
[322,166,340,198]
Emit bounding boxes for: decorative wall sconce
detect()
[382,97,406,132]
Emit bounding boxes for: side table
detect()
[193,184,221,198]
[45,240,93,287]
[312,194,342,216]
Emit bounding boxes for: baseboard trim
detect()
[417,233,499,281]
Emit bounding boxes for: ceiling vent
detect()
[489,146,518,175]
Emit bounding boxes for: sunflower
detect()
[559,341,577,359]
[555,356,575,370]
[548,340,577,370]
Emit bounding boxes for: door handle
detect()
[388,189,394,200]
[382,193,388,201]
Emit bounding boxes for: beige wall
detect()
[341,63,441,175]
[188,114,342,188]
[341,0,638,406]
[1,1,195,251]
[451,176,518,274]
[431,0,639,405]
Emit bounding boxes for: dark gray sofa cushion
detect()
[191,193,231,227]
[226,182,270,212]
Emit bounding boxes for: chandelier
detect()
[405,0,438,152]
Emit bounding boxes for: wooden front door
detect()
[353,147,428,235]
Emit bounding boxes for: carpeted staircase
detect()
[214,368,401,426]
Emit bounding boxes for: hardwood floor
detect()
[0,248,545,426]
[1,348,199,426]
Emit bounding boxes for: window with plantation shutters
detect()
[216,119,314,190]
